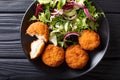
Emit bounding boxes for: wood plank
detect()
[95,0,120,13]
[0,59,120,80]
[0,13,120,59]
[0,13,26,58]
[0,0,119,13]
[0,0,33,12]
[0,59,46,80]
[104,14,120,58]
[0,13,120,80]
[0,0,119,80]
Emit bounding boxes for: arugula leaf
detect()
[84,1,105,21]
[77,8,99,31]
[88,20,99,31]
[30,0,104,47]
[58,42,65,47]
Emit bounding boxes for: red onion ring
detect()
[83,7,96,22]
[63,1,95,22]
[64,32,79,40]
[51,9,63,15]
[63,1,85,10]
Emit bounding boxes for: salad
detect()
[30,0,104,48]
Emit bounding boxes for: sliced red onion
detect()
[83,7,95,22]
[63,1,74,10]
[35,4,43,18]
[64,32,79,40]
[70,1,85,9]
[63,1,95,22]
[51,9,63,15]
[63,1,85,10]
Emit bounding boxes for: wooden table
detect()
[0,0,120,80]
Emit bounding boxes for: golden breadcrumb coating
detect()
[42,44,65,67]
[65,45,89,69]
[79,30,100,50]
[26,22,49,42]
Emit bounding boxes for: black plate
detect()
[21,1,109,79]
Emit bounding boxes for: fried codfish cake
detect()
[78,30,100,51]
[65,45,89,69]
[26,22,49,42]
[42,44,65,67]
[26,22,49,59]
[30,39,45,59]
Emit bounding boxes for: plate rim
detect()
[20,0,110,79]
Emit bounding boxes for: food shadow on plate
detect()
[20,1,109,79]
[30,53,91,75]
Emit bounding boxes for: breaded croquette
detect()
[42,44,65,67]
[30,39,45,59]
[65,45,89,69]
[78,30,100,50]
[26,22,49,42]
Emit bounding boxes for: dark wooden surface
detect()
[0,0,120,80]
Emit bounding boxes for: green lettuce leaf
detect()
[57,0,66,9]
[38,5,51,23]
[37,0,51,4]
[29,16,37,21]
